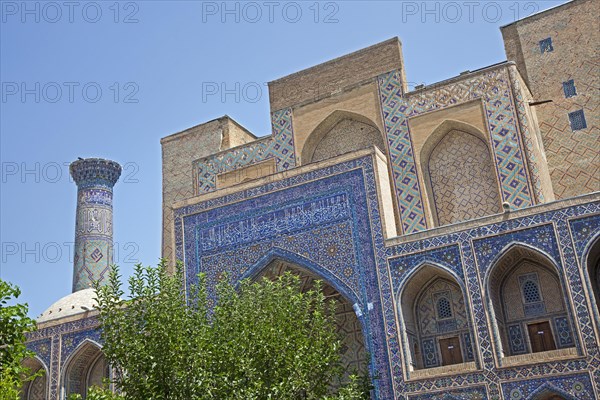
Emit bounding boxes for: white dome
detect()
[37,288,98,323]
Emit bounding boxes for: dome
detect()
[37,288,98,323]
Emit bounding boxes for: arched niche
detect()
[300,110,386,164]
[255,259,368,378]
[398,264,476,371]
[20,357,47,400]
[585,236,600,314]
[420,120,502,227]
[62,340,109,399]
[485,244,576,360]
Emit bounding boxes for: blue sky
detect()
[1,0,567,317]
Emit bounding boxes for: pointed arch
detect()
[300,110,386,164]
[420,119,502,226]
[397,262,477,372]
[583,234,600,318]
[20,357,48,400]
[484,243,576,360]
[529,382,579,400]
[61,339,109,399]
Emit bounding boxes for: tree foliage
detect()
[93,260,371,399]
[0,279,39,400]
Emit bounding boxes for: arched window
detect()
[421,121,502,227]
[399,265,476,373]
[487,245,576,360]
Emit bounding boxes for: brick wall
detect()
[268,37,406,111]
[502,0,600,198]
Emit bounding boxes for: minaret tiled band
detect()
[69,158,121,292]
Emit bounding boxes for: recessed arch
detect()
[583,234,600,317]
[255,258,368,376]
[397,263,477,371]
[484,243,576,360]
[420,119,502,227]
[529,382,579,400]
[300,110,386,165]
[20,357,48,400]
[61,339,109,399]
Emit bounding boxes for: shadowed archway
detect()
[62,340,109,399]
[20,357,47,400]
[254,258,368,378]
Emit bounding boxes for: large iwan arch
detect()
[253,258,368,377]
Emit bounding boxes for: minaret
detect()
[69,158,121,292]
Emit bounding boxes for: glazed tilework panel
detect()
[378,67,534,234]
[407,386,488,400]
[60,328,103,368]
[507,67,547,204]
[554,316,575,348]
[568,213,600,258]
[25,317,101,400]
[501,372,594,399]
[195,108,296,193]
[508,324,527,354]
[26,338,52,369]
[389,200,600,398]
[175,158,396,399]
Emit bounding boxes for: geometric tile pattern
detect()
[377,70,428,234]
[195,108,296,193]
[508,323,527,354]
[407,385,488,400]
[176,157,396,399]
[377,65,534,233]
[463,332,474,361]
[501,372,594,400]
[428,129,502,225]
[70,158,120,292]
[26,338,52,370]
[506,67,547,204]
[422,338,438,368]
[554,316,575,348]
[25,317,101,400]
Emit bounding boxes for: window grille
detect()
[437,297,453,319]
[562,80,577,98]
[569,110,587,131]
[540,38,553,53]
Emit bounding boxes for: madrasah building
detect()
[22,0,599,398]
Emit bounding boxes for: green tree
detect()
[0,279,40,400]
[93,260,371,399]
